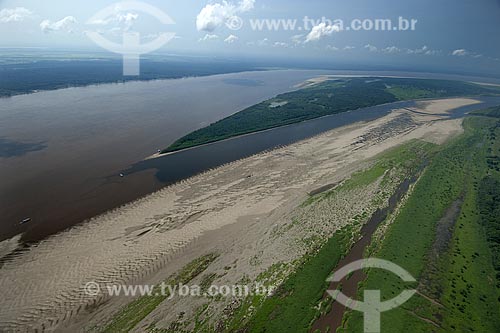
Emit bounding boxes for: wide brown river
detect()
[1,69,499,243]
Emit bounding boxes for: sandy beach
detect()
[0,97,477,332]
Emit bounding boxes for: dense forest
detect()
[0,59,258,97]
[164,78,500,153]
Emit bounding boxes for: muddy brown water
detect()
[1,68,499,245]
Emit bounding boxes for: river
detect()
[1,69,499,242]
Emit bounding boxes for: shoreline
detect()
[3,72,500,245]
[4,96,498,246]
[0,97,474,331]
[3,68,500,101]
[150,95,491,161]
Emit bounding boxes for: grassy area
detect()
[476,117,500,283]
[342,116,500,332]
[384,78,494,100]
[305,139,434,208]
[162,78,498,153]
[243,226,353,333]
[471,105,500,118]
[102,253,218,333]
[385,86,438,100]
[221,140,433,333]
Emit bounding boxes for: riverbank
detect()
[2,71,500,244]
[0,98,476,331]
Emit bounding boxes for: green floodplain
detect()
[246,107,500,333]
[105,106,500,332]
[162,77,500,153]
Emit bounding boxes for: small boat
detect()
[20,218,32,225]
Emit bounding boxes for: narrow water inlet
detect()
[311,173,420,332]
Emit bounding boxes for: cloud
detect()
[406,45,440,56]
[451,48,484,59]
[199,34,219,42]
[452,49,468,57]
[247,38,268,47]
[224,34,239,43]
[273,41,289,48]
[238,0,256,11]
[0,7,33,23]
[326,45,339,51]
[343,46,355,51]
[382,46,401,54]
[114,13,138,31]
[40,16,77,33]
[291,34,304,44]
[364,44,378,52]
[363,45,441,56]
[305,23,340,42]
[257,38,269,46]
[196,0,255,32]
[88,12,139,32]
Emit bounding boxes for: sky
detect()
[1,0,499,74]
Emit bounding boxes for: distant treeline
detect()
[0,59,259,97]
[471,105,500,118]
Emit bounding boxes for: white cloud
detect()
[224,34,239,43]
[451,48,484,58]
[326,45,339,51]
[40,16,77,33]
[291,34,304,44]
[114,12,138,31]
[343,46,355,51]
[0,7,33,23]
[199,34,219,42]
[382,46,400,54]
[452,49,468,57]
[403,46,440,56]
[257,38,269,46]
[305,23,340,43]
[88,12,139,32]
[273,41,289,48]
[247,38,268,47]
[364,44,378,52]
[196,0,255,32]
[238,0,256,11]
[364,44,442,56]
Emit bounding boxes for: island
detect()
[162,77,500,153]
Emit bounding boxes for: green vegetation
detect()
[385,86,436,100]
[471,105,500,118]
[224,140,432,333]
[163,78,499,153]
[243,226,353,333]
[304,139,434,208]
[384,78,494,100]
[342,116,500,332]
[478,177,500,286]
[477,116,500,284]
[0,59,258,97]
[102,253,218,333]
